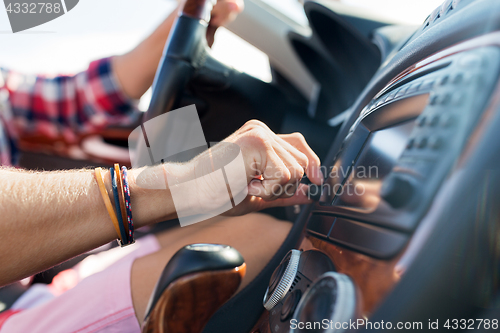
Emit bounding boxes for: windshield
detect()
[260,0,446,25]
[0,0,446,109]
[0,0,272,109]
[342,0,447,24]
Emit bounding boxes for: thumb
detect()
[248,183,313,208]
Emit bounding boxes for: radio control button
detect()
[452,73,464,84]
[381,175,415,209]
[407,82,422,94]
[429,94,439,105]
[406,138,415,149]
[438,75,450,86]
[441,0,453,13]
[280,289,301,321]
[428,136,443,150]
[420,80,435,91]
[428,115,440,127]
[290,273,357,333]
[417,116,426,127]
[429,7,440,22]
[440,93,452,105]
[396,87,409,98]
[416,137,428,149]
[441,114,455,128]
[451,92,465,106]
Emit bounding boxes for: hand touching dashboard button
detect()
[131,108,322,225]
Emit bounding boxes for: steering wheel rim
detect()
[145,0,215,122]
[133,0,226,167]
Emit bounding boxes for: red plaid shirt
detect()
[0,57,137,166]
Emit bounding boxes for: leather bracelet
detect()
[111,167,128,246]
[94,167,124,244]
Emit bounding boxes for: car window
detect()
[342,0,447,24]
[0,0,176,74]
[0,0,271,110]
[259,0,445,25]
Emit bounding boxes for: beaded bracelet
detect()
[111,167,128,246]
[121,166,135,244]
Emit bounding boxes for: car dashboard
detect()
[241,1,500,332]
[7,0,500,332]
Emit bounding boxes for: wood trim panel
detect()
[143,264,246,333]
[301,235,401,316]
[250,235,402,333]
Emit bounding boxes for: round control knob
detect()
[291,272,357,333]
[281,289,302,321]
[381,175,415,209]
[263,249,301,311]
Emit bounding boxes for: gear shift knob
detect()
[142,244,246,333]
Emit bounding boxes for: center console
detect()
[311,46,500,257]
[260,43,500,333]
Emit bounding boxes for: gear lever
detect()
[142,244,246,333]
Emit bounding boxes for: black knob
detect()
[281,289,302,321]
[290,272,357,333]
[381,175,415,209]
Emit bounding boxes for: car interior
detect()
[5,0,500,332]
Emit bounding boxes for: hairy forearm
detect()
[0,166,177,286]
[0,118,321,285]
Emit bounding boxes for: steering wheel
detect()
[144,0,221,121]
[133,0,237,165]
[133,0,310,167]
[133,0,222,165]
[131,2,310,331]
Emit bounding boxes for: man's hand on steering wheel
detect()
[207,0,244,45]
[112,0,243,100]
[210,0,244,27]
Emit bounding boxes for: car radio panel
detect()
[264,44,500,333]
[334,119,416,212]
[312,46,500,238]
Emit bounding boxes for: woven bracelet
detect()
[111,167,129,246]
[121,166,135,244]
